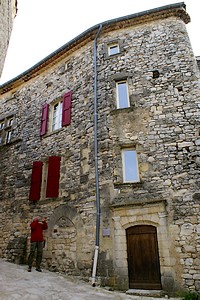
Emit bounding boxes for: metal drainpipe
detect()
[91,23,102,287]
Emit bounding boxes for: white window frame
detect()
[6,130,12,143]
[7,118,13,126]
[51,100,63,131]
[0,121,5,129]
[108,44,120,56]
[116,80,130,109]
[122,149,140,183]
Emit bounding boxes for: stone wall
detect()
[0,0,17,77]
[0,6,199,294]
[197,57,200,72]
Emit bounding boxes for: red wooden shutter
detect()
[40,103,49,136]
[62,91,72,126]
[29,161,43,201]
[46,156,61,198]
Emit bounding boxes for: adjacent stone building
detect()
[0,2,199,295]
[0,0,17,76]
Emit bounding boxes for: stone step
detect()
[126,289,169,298]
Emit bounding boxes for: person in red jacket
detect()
[27,216,48,272]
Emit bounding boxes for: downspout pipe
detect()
[91,23,102,287]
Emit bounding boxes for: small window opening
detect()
[108,44,119,56]
[152,70,160,79]
[177,86,183,92]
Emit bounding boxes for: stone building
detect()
[0,0,17,76]
[0,2,199,295]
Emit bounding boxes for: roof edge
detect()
[0,2,188,93]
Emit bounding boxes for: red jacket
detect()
[30,219,48,242]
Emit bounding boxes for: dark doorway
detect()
[126,225,162,290]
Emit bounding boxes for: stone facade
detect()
[0,3,199,295]
[0,0,17,77]
[196,57,200,71]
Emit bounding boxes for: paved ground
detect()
[0,259,181,300]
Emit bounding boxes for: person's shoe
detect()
[28,266,31,272]
[36,268,42,272]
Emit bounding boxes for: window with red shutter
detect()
[46,156,61,198]
[40,103,49,136]
[62,91,72,126]
[29,161,43,201]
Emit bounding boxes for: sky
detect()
[0,0,200,84]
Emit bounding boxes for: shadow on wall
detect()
[6,235,28,264]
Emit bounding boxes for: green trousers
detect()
[28,241,43,269]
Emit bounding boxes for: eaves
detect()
[0,2,190,95]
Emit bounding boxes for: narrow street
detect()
[0,259,180,300]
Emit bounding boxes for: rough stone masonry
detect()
[0,3,199,295]
[0,0,17,76]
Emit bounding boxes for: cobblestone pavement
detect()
[0,259,180,300]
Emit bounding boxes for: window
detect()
[5,118,13,143]
[29,156,61,201]
[6,130,12,143]
[52,101,63,131]
[40,91,72,136]
[0,121,4,129]
[152,70,160,79]
[116,81,130,109]
[108,44,119,56]
[0,116,14,144]
[122,149,139,182]
[8,118,13,126]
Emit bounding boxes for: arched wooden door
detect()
[126,225,162,290]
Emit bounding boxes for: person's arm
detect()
[41,217,48,230]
